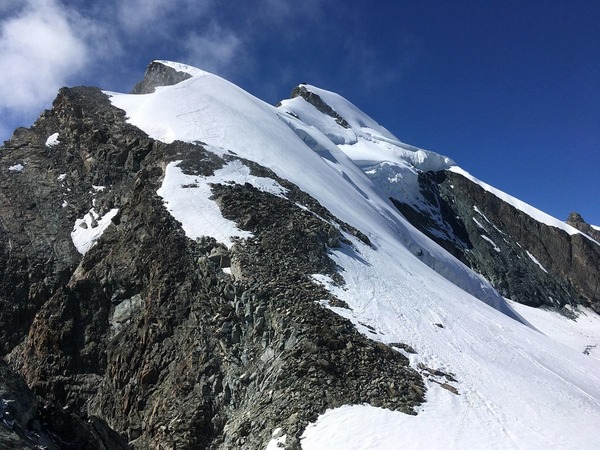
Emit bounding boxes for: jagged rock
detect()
[130,60,192,94]
[567,212,600,242]
[392,170,600,312]
[0,360,127,449]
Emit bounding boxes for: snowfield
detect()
[109,61,600,449]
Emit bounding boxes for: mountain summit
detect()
[0,60,599,449]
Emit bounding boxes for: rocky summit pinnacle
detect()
[130,60,193,94]
[0,61,599,449]
[567,211,600,242]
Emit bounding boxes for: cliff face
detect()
[567,212,600,242]
[392,170,600,312]
[0,84,422,449]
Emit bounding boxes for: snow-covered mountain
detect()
[1,60,599,449]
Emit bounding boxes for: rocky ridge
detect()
[130,61,193,95]
[1,67,423,449]
[567,212,600,242]
[392,170,600,312]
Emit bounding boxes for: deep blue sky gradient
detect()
[2,0,598,224]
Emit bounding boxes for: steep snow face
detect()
[279,84,454,172]
[304,234,600,450]
[109,62,600,449]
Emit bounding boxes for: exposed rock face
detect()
[0,86,154,355]
[290,85,350,128]
[0,359,127,449]
[567,212,600,242]
[393,170,600,312]
[1,86,423,448]
[130,61,192,94]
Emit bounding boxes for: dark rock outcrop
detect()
[290,85,350,128]
[130,61,192,94]
[0,359,128,449]
[392,170,600,312]
[567,212,600,242]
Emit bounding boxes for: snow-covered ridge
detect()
[110,63,509,314]
[449,166,598,242]
[278,84,454,173]
[154,60,209,78]
[286,83,597,247]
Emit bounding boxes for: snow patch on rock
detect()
[157,159,286,248]
[71,208,119,255]
[8,164,24,172]
[45,132,60,147]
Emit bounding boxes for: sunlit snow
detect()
[156,159,286,247]
[71,208,118,255]
[8,163,24,172]
[265,428,287,450]
[45,132,60,147]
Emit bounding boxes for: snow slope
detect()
[109,61,600,449]
[109,63,509,315]
[303,235,600,449]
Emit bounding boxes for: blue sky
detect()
[1,0,598,224]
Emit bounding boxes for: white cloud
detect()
[0,0,119,110]
[0,0,89,110]
[0,0,120,142]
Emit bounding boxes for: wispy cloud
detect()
[0,0,89,110]
[0,0,119,139]
[117,0,214,34]
[182,24,244,77]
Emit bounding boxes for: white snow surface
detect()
[156,159,286,247]
[526,250,548,273]
[508,301,600,360]
[109,61,600,449]
[45,132,60,147]
[305,235,600,449]
[8,163,24,172]
[154,60,210,78]
[265,428,287,450]
[71,208,118,255]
